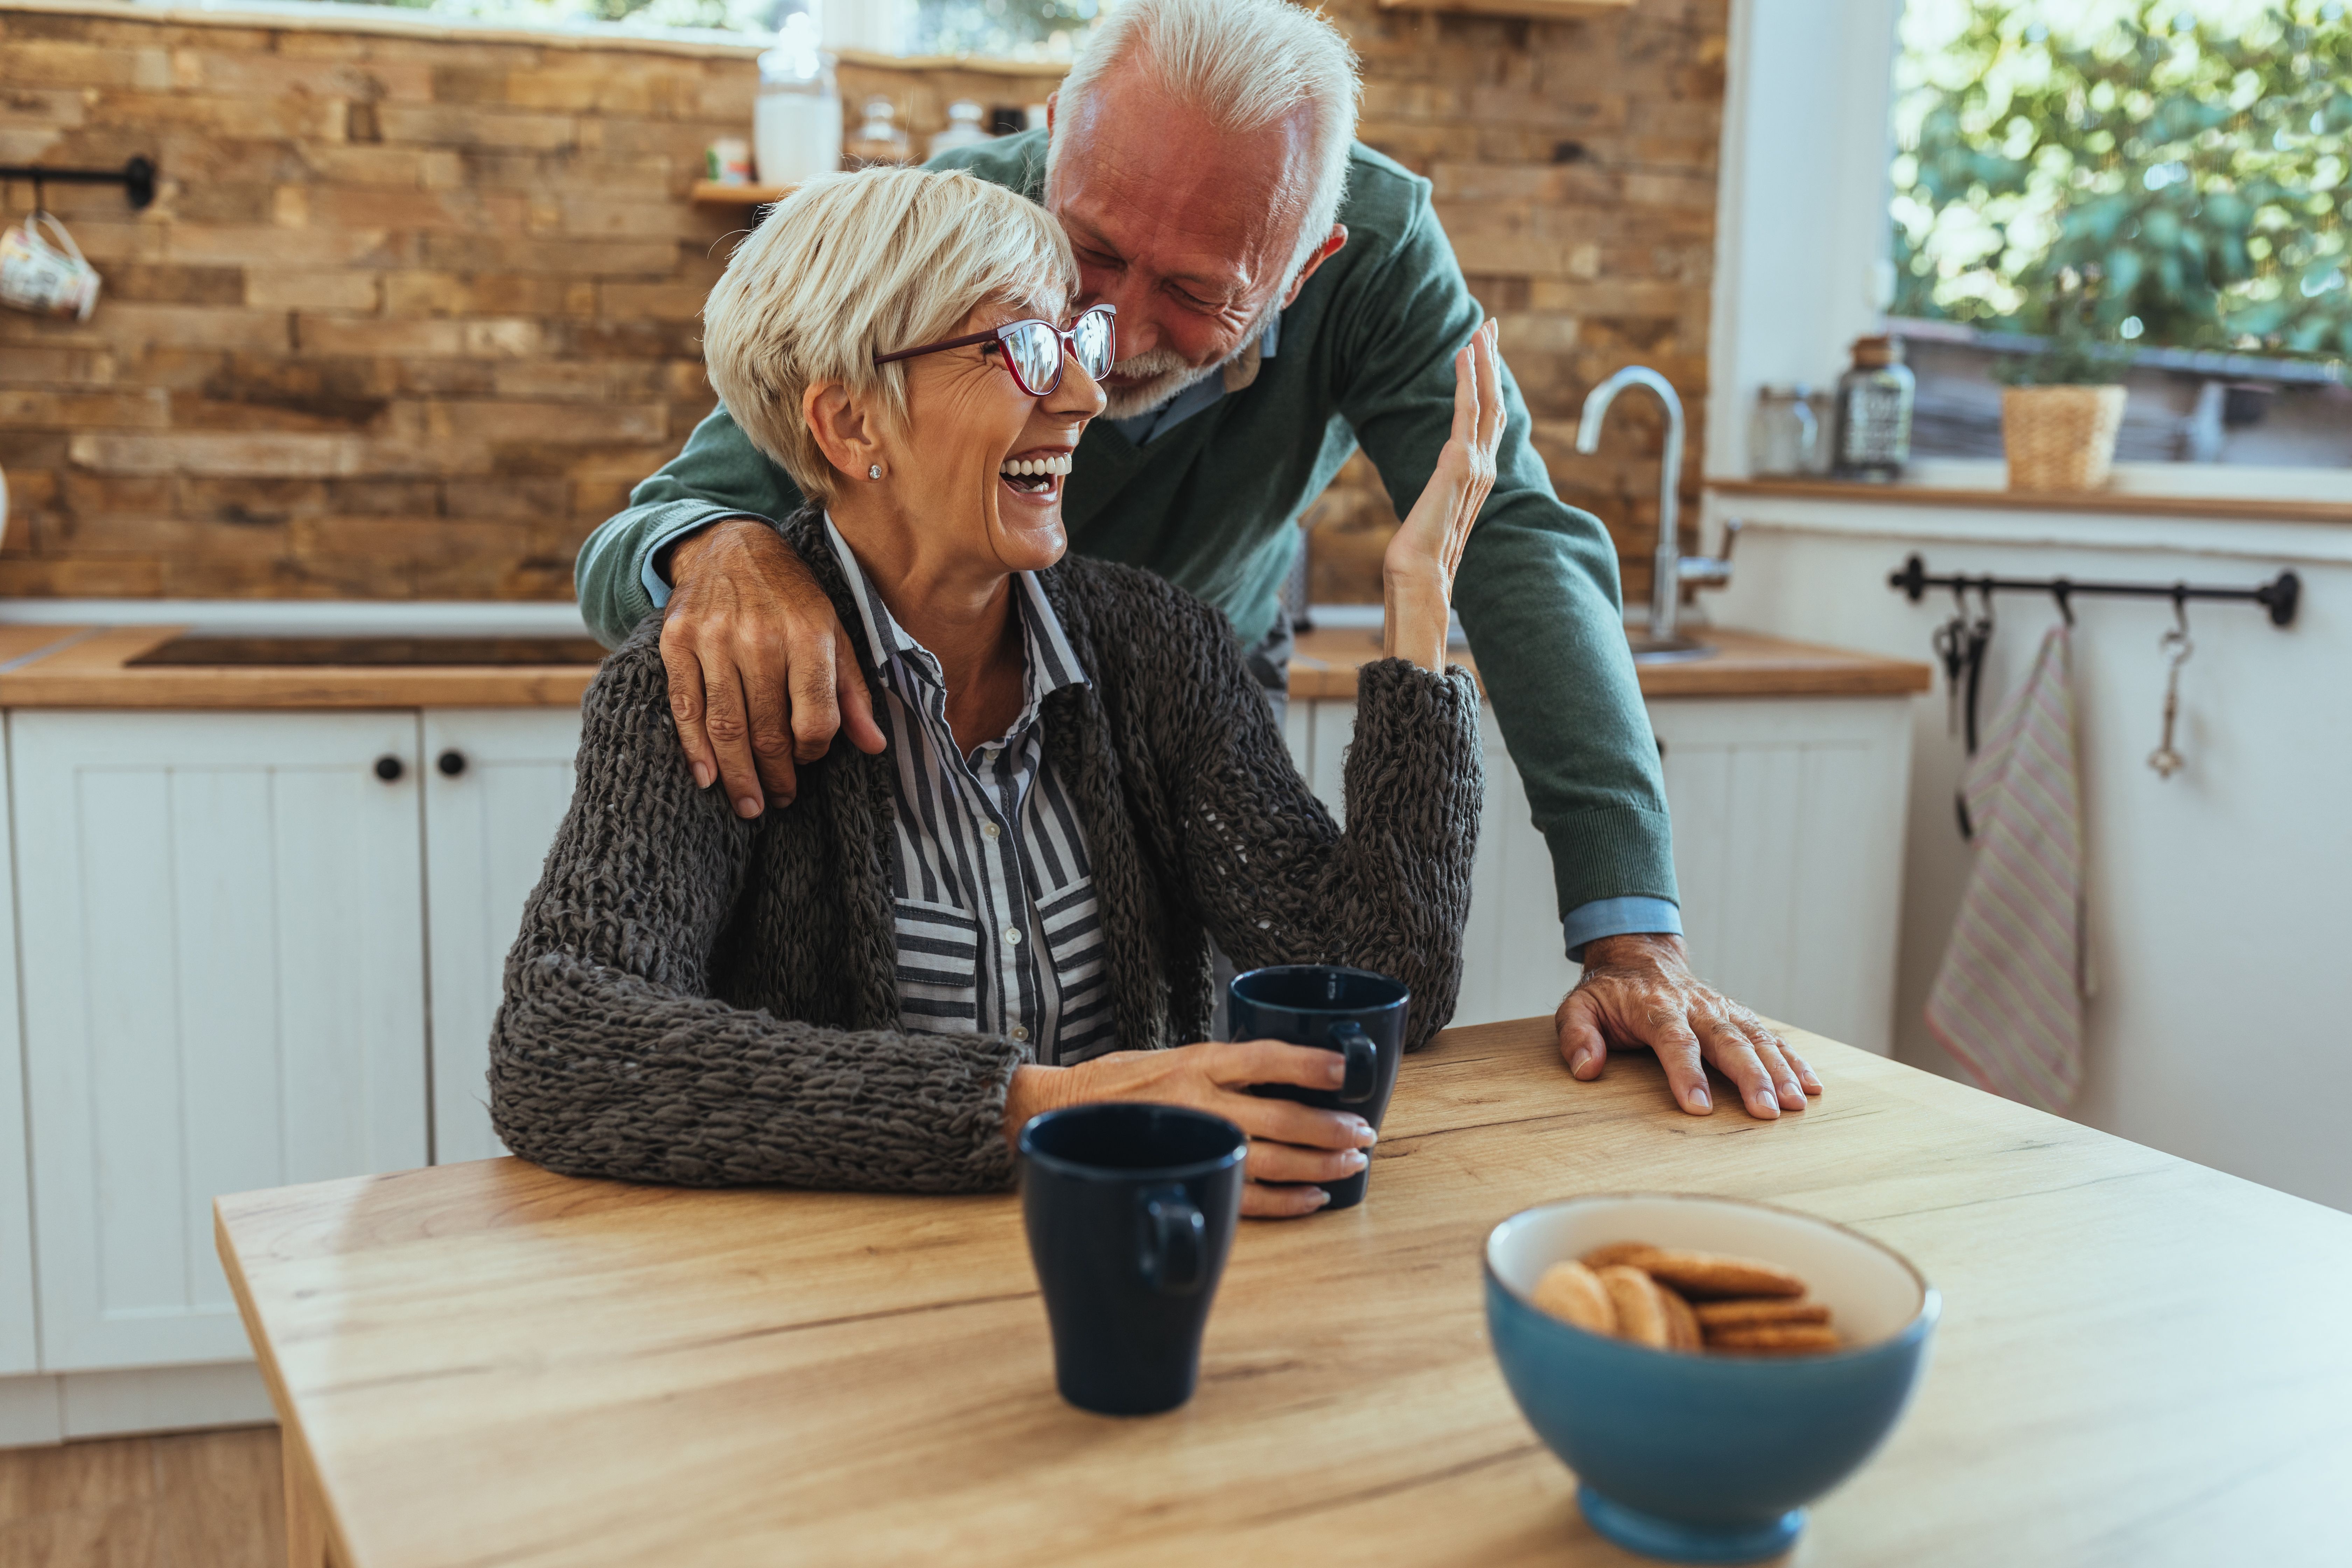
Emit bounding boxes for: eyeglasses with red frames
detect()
[874,303,1116,398]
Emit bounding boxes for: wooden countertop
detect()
[1290,625,1932,701]
[0,626,601,709]
[1710,475,2352,526]
[0,623,1930,709]
[218,1017,2352,1568]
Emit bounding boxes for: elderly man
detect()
[572,0,1822,1122]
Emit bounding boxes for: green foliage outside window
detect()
[1890,0,2352,360]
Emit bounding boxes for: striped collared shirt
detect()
[822,518,1113,1065]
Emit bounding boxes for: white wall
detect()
[1707,499,2352,1212]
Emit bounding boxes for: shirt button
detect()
[1011,1025,1029,1042]
[982,822,1001,840]
[1004,926,1022,945]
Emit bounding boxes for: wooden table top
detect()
[1289,626,1932,702]
[216,1018,2352,1568]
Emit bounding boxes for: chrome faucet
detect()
[1575,366,1733,661]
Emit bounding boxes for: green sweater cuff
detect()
[1540,805,1680,920]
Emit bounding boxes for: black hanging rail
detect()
[1890,552,2300,628]
[0,156,156,210]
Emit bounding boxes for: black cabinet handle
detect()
[437,750,468,778]
[374,755,404,782]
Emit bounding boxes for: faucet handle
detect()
[1720,516,1743,561]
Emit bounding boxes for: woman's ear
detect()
[802,380,885,484]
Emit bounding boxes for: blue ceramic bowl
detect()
[1485,1194,1939,1564]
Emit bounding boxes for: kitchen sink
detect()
[127,635,610,668]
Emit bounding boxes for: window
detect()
[1884,0,2350,466]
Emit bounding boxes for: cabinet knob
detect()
[436,749,468,778]
[373,755,405,782]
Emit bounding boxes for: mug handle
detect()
[1329,1021,1378,1105]
[1140,1189,1206,1296]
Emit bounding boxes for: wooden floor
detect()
[0,1426,281,1567]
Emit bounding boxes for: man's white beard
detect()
[1098,348,1220,420]
[1098,298,1281,421]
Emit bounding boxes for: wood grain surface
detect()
[1708,475,2352,526]
[217,1018,2352,1568]
[0,628,600,709]
[1289,626,1932,701]
[0,624,1928,709]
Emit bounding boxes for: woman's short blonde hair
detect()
[702,167,1077,504]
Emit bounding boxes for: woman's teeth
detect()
[997,454,1072,479]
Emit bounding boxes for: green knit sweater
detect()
[572,133,1675,918]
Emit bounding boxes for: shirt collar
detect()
[821,514,1088,728]
[1108,309,1284,447]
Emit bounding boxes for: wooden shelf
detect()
[1708,476,2352,526]
[690,181,795,206]
[1373,0,1631,18]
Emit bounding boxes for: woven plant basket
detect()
[2002,385,2127,491]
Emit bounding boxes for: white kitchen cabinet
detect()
[422,708,583,1166]
[0,721,36,1378]
[1290,692,1914,1052]
[10,711,430,1371]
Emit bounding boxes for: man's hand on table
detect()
[659,518,885,818]
[1002,1043,1376,1218]
[1557,934,1822,1119]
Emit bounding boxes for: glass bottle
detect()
[753,14,840,188]
[1832,335,1916,481]
[929,100,992,160]
[1749,385,1820,476]
[844,98,912,169]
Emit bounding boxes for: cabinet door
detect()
[12,711,429,1372]
[1647,696,1913,1055]
[0,722,37,1376]
[421,708,583,1166]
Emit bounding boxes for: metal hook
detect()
[2170,584,2191,642]
[2052,580,2075,626]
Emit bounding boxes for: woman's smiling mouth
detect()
[999,448,1073,497]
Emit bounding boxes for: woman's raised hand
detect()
[1002,1042,1378,1218]
[1383,318,1506,671]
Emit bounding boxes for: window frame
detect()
[1704,0,2349,503]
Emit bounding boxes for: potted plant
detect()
[1993,296,2128,491]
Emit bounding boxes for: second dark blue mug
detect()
[1228,964,1410,1210]
[1018,1102,1246,1416]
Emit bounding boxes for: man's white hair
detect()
[1050,0,1360,278]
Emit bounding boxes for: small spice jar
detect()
[1750,385,1822,476]
[1832,335,1916,481]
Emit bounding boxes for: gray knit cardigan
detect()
[490,509,1485,1193]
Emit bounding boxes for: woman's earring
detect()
[868,463,882,480]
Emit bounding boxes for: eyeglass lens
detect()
[1001,308,1116,394]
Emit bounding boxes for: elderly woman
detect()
[492,168,1498,1216]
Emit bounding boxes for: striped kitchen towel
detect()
[1924,622,2087,1112]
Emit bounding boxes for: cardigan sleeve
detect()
[488,629,1024,1191]
[1122,578,1485,1051]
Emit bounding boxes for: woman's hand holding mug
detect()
[1384,318,1505,672]
[1002,1044,1376,1218]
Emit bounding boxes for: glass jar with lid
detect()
[753,12,840,188]
[845,98,912,169]
[1750,385,1822,476]
[1831,335,1916,481]
[929,100,992,160]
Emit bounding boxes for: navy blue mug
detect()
[1017,1102,1246,1416]
[1228,964,1410,1210]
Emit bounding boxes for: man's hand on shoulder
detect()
[1555,933,1823,1119]
[658,519,885,818]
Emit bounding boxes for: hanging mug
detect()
[0,212,102,320]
